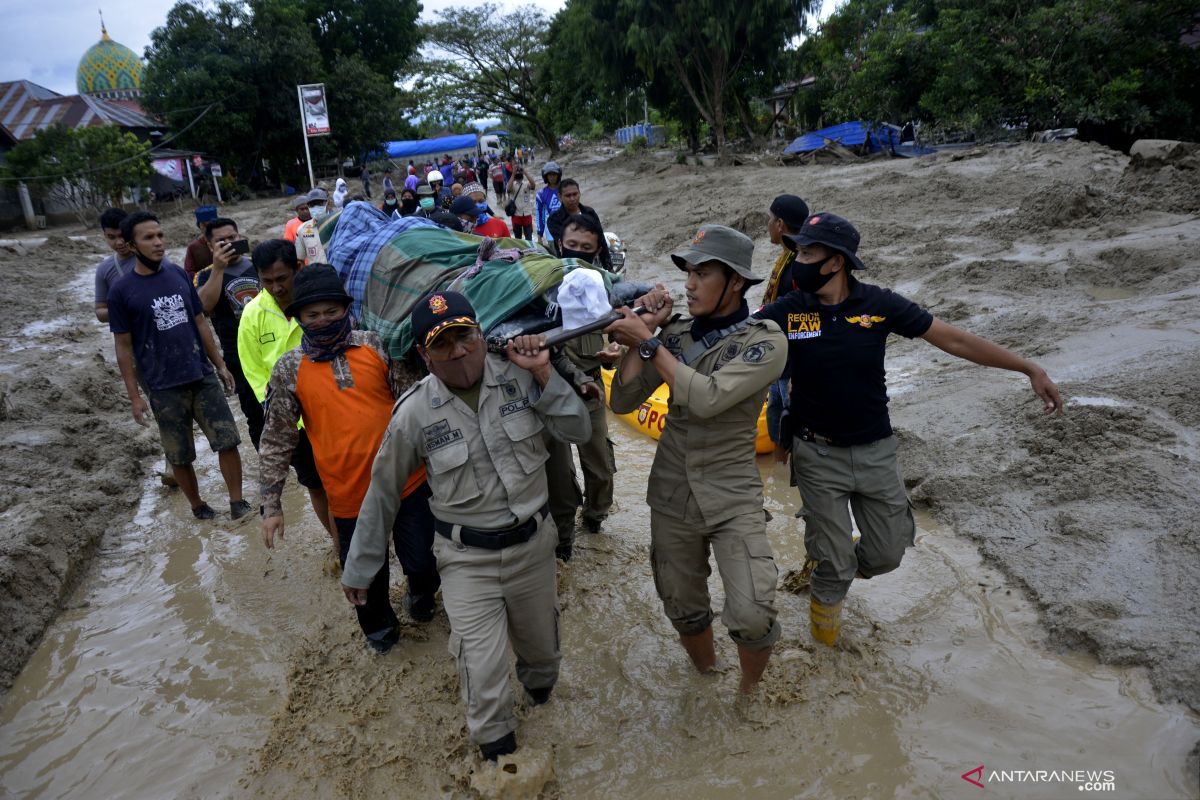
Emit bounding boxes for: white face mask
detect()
[309,204,328,219]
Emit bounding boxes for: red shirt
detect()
[473,217,511,239]
[183,235,211,281]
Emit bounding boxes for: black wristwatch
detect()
[638,337,662,361]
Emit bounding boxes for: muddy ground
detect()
[0,139,1197,797]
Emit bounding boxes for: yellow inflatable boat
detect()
[600,368,775,454]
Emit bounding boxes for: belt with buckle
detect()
[434,503,550,550]
[796,427,846,448]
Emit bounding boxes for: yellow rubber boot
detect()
[810,597,843,647]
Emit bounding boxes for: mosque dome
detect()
[76,25,143,98]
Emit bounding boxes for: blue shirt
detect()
[107,263,213,392]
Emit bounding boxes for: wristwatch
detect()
[638,337,662,361]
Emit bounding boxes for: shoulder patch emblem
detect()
[742,342,775,363]
[722,341,741,361]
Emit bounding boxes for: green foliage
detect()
[414,4,562,153]
[799,0,1200,143]
[675,151,688,164]
[142,0,419,187]
[623,134,648,155]
[1,124,152,220]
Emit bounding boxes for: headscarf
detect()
[332,178,349,209]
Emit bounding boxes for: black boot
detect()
[479,731,517,761]
[526,685,553,706]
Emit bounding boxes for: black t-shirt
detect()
[195,257,260,359]
[755,279,933,444]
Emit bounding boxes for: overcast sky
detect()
[3,0,835,97]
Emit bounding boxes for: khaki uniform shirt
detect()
[610,316,786,526]
[343,354,591,588]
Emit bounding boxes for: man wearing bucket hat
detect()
[344,291,591,761]
[606,224,787,696]
[755,212,1063,647]
[258,263,441,648]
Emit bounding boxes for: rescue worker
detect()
[294,188,330,266]
[259,264,441,647]
[761,194,810,452]
[606,225,786,695]
[543,214,621,554]
[754,213,1063,646]
[343,291,591,761]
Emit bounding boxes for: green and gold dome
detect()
[76,25,143,98]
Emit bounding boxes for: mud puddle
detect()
[0,415,1197,799]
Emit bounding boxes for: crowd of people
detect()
[94,155,1062,764]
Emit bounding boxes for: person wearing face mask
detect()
[542,215,622,557]
[344,291,590,761]
[294,188,330,266]
[546,179,612,270]
[398,188,419,217]
[259,264,442,644]
[754,213,1063,647]
[450,190,511,238]
[414,183,440,218]
[428,171,452,209]
[107,211,249,521]
[381,189,401,217]
[606,225,786,696]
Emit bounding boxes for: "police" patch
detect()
[742,342,775,363]
[422,419,463,452]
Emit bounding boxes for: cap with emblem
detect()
[284,262,352,317]
[783,212,866,270]
[670,224,763,285]
[411,290,479,348]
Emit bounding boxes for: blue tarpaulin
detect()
[784,122,900,155]
[383,133,479,160]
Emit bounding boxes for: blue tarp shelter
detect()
[384,133,479,160]
[784,122,901,155]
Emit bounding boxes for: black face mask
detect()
[559,248,597,263]
[401,198,417,213]
[132,245,163,272]
[792,255,837,294]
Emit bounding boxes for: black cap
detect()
[769,194,809,230]
[449,195,480,216]
[428,210,464,231]
[284,263,352,317]
[783,212,866,271]
[411,291,479,348]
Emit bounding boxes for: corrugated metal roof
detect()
[0,80,157,141]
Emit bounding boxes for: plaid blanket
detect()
[322,203,438,319]
[323,202,614,357]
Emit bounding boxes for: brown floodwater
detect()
[1,413,1197,799]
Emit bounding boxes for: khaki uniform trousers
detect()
[792,434,916,606]
[432,515,561,744]
[649,494,782,651]
[544,392,615,543]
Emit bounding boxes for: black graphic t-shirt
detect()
[755,278,932,444]
[196,257,260,359]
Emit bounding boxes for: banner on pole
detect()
[299,84,331,137]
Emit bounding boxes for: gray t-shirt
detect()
[94,253,136,304]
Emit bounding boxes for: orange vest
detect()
[295,345,424,518]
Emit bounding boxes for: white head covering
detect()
[332,177,349,209]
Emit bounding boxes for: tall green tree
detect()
[301,0,423,82]
[415,4,562,153]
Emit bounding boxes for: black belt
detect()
[434,503,550,550]
[796,427,848,448]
